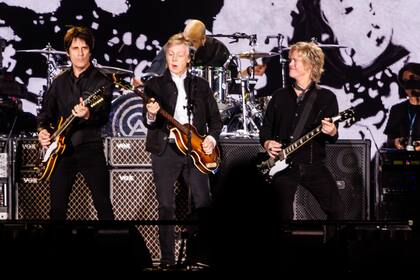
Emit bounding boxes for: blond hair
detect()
[163,33,190,54]
[289,41,325,83]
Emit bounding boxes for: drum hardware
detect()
[16,43,69,112]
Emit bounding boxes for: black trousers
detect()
[271,162,345,220]
[49,142,114,220]
[151,143,211,265]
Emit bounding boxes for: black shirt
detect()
[37,64,113,146]
[384,100,420,145]
[259,84,339,164]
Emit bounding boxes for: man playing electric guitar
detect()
[259,41,345,221]
[37,26,114,221]
[142,33,222,268]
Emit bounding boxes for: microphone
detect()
[264,34,284,44]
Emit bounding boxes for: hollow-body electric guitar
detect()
[256,108,355,181]
[35,87,105,181]
[113,75,220,174]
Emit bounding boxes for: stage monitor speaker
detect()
[294,140,371,220]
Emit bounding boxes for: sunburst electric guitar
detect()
[256,108,355,182]
[35,87,105,181]
[112,74,221,174]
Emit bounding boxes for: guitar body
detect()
[170,124,220,174]
[37,135,66,181]
[256,151,288,182]
[256,108,355,182]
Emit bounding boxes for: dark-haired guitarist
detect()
[37,26,114,221]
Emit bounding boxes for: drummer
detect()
[134,19,234,84]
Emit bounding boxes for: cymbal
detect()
[96,64,133,75]
[237,51,280,60]
[16,48,67,56]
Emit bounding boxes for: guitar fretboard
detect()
[284,126,322,156]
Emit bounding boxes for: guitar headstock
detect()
[112,73,145,96]
[84,87,105,108]
[331,107,356,125]
[112,73,132,91]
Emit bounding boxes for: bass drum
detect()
[104,92,147,136]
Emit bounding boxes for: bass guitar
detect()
[256,108,355,181]
[112,74,220,174]
[35,87,105,181]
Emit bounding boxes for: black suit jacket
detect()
[142,69,222,155]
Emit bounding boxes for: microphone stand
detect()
[177,62,196,269]
[264,33,287,88]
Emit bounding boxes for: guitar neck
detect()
[133,86,189,135]
[50,114,76,140]
[48,92,99,141]
[283,125,323,158]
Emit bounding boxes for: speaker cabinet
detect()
[16,170,97,220]
[110,169,188,261]
[0,138,12,220]
[214,138,371,220]
[107,137,151,167]
[294,140,371,220]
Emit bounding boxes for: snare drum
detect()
[190,66,231,102]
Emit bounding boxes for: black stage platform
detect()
[0,220,419,274]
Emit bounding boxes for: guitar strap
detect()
[291,85,318,140]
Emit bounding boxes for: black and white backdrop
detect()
[1,0,419,157]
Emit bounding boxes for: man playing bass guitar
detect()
[37,26,114,221]
[143,33,222,268]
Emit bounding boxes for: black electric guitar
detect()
[35,87,105,181]
[256,108,355,181]
[112,74,221,174]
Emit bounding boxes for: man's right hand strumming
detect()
[146,97,160,121]
[38,129,51,148]
[264,140,282,158]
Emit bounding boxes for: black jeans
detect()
[49,142,114,220]
[151,143,211,265]
[271,162,345,220]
